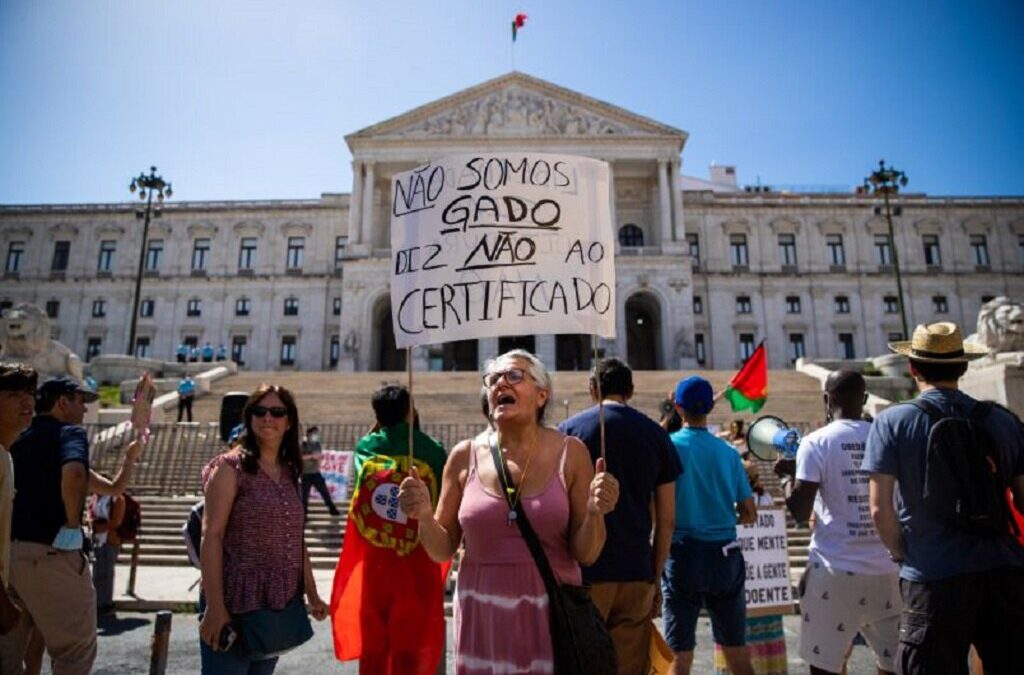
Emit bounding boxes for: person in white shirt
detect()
[774,370,900,675]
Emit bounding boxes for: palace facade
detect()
[2,73,1023,372]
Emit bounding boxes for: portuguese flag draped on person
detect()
[724,341,768,413]
[330,422,449,674]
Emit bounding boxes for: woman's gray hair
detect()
[484,349,552,423]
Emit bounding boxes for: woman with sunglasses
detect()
[400,349,620,674]
[199,384,328,674]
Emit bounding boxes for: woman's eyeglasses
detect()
[482,367,527,387]
[250,406,289,419]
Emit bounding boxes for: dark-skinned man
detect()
[775,370,900,675]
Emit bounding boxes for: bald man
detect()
[775,371,901,675]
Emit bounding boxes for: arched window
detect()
[618,224,644,247]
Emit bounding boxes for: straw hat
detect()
[887,321,988,363]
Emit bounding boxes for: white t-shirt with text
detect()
[797,419,897,575]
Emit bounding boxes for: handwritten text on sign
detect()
[737,508,795,615]
[389,153,616,349]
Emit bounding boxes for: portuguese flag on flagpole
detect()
[512,12,528,41]
[724,341,768,413]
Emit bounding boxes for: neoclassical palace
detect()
[2,73,1023,372]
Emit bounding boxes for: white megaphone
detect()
[746,415,802,461]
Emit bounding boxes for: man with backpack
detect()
[863,322,1024,675]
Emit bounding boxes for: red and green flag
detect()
[330,424,450,674]
[512,12,528,41]
[724,341,768,413]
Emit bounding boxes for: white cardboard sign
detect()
[736,507,795,616]
[389,153,616,349]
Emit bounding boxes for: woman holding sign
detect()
[399,349,620,674]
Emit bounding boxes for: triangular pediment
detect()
[346,72,685,144]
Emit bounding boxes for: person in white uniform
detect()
[775,370,900,675]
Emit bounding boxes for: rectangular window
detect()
[693,296,703,315]
[97,240,116,272]
[923,235,942,266]
[874,234,892,266]
[45,300,60,318]
[283,297,299,316]
[887,332,905,343]
[778,234,797,267]
[134,337,150,358]
[789,333,806,363]
[91,299,106,318]
[332,297,342,317]
[184,336,199,349]
[187,299,202,317]
[970,234,990,267]
[334,237,346,268]
[686,234,700,265]
[933,295,948,313]
[280,336,297,366]
[52,241,71,271]
[694,333,706,365]
[838,333,855,359]
[145,239,163,271]
[235,297,251,316]
[883,295,900,314]
[286,237,305,269]
[786,295,802,314]
[1018,235,1024,267]
[729,234,749,268]
[736,295,752,314]
[86,337,102,361]
[826,234,845,266]
[140,299,155,318]
[238,237,257,270]
[231,336,247,366]
[5,242,25,273]
[739,334,756,362]
[329,335,340,368]
[835,295,850,314]
[191,238,210,271]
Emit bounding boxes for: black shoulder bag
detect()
[489,436,616,675]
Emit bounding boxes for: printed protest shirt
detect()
[796,419,896,575]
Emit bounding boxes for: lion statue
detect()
[969,297,1024,355]
[0,303,83,380]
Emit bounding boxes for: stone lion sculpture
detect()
[0,303,83,380]
[970,297,1024,354]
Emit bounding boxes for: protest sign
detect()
[314,450,354,504]
[736,507,795,616]
[389,153,616,349]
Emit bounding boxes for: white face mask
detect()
[310,434,320,443]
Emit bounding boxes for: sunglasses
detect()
[482,367,527,387]
[250,405,289,419]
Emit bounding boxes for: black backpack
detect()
[183,500,204,568]
[913,398,1018,538]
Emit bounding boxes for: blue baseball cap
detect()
[673,376,714,415]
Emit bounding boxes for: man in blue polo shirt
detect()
[663,375,756,675]
[559,357,681,675]
[0,376,99,674]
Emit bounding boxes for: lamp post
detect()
[126,167,172,356]
[863,159,909,340]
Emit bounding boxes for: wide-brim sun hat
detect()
[888,321,988,363]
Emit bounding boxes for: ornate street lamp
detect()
[126,167,172,356]
[863,159,909,340]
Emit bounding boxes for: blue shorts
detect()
[662,538,747,652]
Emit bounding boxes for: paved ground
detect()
[57,613,886,674]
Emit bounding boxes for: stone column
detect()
[360,162,376,250]
[670,159,684,242]
[658,160,672,247]
[536,334,556,370]
[348,161,363,245]
[478,337,499,369]
[606,160,617,231]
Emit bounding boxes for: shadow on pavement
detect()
[98,615,151,637]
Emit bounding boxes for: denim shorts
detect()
[662,538,747,652]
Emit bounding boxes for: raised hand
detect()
[398,465,433,521]
[587,457,620,515]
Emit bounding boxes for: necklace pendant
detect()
[507,509,517,526]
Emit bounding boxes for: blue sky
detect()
[1,1,1021,204]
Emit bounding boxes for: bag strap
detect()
[488,434,562,597]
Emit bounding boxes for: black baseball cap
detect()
[36,376,100,404]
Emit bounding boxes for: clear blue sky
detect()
[1,0,1021,204]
